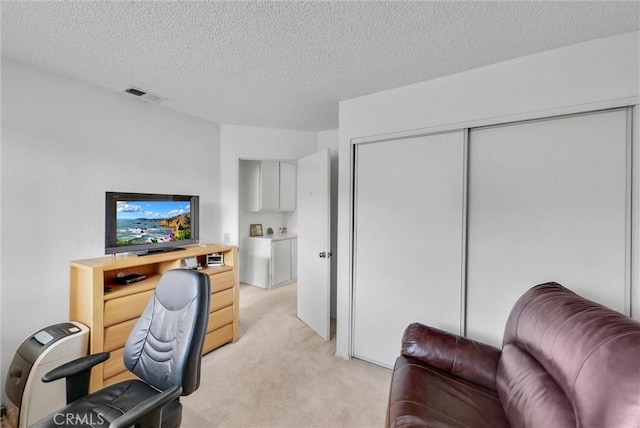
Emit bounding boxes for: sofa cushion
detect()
[387,356,509,428]
[498,344,575,427]
[501,282,640,428]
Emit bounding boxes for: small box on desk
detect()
[207,253,223,266]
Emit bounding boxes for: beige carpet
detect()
[181,282,392,428]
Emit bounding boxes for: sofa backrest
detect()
[496,282,640,428]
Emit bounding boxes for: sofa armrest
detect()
[401,323,501,390]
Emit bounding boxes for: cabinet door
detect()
[279,162,297,211]
[271,240,292,286]
[242,238,271,288]
[260,160,280,211]
[290,238,297,279]
[243,160,261,212]
[353,131,465,367]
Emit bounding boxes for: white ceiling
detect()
[2,1,639,131]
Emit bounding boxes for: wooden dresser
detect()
[69,244,239,392]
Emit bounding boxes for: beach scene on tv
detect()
[116,200,192,246]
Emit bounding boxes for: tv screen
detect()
[105,192,199,255]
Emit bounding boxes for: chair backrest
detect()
[498,282,640,428]
[123,269,211,395]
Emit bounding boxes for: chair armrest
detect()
[109,385,183,428]
[42,352,110,404]
[401,323,501,390]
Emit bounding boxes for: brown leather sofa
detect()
[386,282,640,428]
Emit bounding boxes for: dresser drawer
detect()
[103,347,127,379]
[104,290,154,327]
[211,288,234,312]
[103,371,138,389]
[210,270,235,293]
[103,318,137,352]
[208,305,234,332]
[203,324,234,354]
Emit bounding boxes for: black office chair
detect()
[32,269,211,428]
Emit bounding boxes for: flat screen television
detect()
[105,192,199,255]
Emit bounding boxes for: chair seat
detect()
[31,380,182,428]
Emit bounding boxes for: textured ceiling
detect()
[2,1,639,131]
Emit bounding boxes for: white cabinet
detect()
[271,240,292,285]
[245,160,296,212]
[279,162,297,211]
[290,237,297,279]
[243,235,298,289]
[259,160,280,211]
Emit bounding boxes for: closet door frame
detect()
[347,103,638,360]
[632,106,639,320]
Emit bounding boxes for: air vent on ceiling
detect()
[122,86,166,103]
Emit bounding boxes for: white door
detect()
[466,109,630,346]
[353,131,465,367]
[297,149,331,341]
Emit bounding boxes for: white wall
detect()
[336,31,640,359]
[318,129,339,318]
[0,59,221,398]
